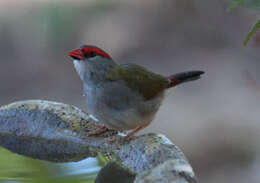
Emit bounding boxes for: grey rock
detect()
[0,100,196,183]
[134,159,196,183]
[95,162,136,183]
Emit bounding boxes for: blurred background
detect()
[1,0,260,182]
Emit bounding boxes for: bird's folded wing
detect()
[106,64,169,100]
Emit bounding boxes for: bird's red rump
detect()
[167,78,181,88]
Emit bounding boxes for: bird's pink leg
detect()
[124,124,149,140]
[106,125,147,143]
[87,125,109,136]
[105,124,149,143]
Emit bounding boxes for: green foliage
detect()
[0,147,98,183]
[0,147,50,182]
[244,19,260,45]
[226,0,260,11]
[242,0,260,9]
[227,0,260,46]
[226,0,244,12]
[97,153,114,167]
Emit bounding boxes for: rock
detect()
[134,159,196,183]
[95,162,136,183]
[0,100,116,162]
[0,100,196,183]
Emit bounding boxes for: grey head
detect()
[69,45,117,85]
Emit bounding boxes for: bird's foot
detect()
[124,133,138,141]
[104,133,137,144]
[104,125,147,143]
[124,125,147,140]
[106,136,122,143]
[87,125,109,136]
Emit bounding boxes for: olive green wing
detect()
[106,64,170,100]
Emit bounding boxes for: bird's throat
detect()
[73,60,86,81]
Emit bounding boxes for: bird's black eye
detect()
[89,52,97,58]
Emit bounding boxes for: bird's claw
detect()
[87,125,109,136]
[104,134,137,144]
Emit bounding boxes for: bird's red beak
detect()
[69,49,85,60]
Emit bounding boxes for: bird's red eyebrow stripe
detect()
[85,47,111,59]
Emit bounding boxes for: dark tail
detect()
[167,70,204,88]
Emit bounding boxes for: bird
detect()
[69,45,204,140]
